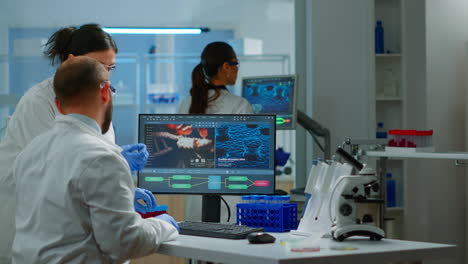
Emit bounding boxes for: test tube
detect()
[272,196,281,204]
[250,195,260,204]
[280,195,290,204]
[264,195,274,204]
[258,195,265,204]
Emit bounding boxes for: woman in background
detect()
[179,41,253,224]
[179,41,252,114]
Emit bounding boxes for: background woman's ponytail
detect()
[189,63,210,113]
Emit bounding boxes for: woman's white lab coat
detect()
[0,77,115,262]
[178,89,253,114]
[178,89,253,224]
[12,115,177,263]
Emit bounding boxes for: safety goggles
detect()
[227,61,239,68]
[100,80,116,95]
[102,63,116,72]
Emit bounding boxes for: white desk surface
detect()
[158,233,456,264]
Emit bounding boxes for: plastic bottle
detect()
[376,122,388,139]
[375,20,384,54]
[386,173,396,207]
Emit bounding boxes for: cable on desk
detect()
[220,196,231,222]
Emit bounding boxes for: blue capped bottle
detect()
[375,20,384,54]
[386,173,396,207]
[376,122,388,139]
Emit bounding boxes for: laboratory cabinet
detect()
[370,0,406,239]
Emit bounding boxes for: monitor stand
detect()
[202,195,221,222]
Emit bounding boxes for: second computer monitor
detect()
[242,75,297,129]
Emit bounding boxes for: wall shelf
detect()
[376,53,402,58]
[366,150,468,160]
[387,206,404,212]
[376,97,403,101]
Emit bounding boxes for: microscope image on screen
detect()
[244,83,291,114]
[145,124,215,168]
[215,124,270,169]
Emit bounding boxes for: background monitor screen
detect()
[242,75,297,129]
[138,114,276,196]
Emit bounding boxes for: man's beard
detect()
[102,100,113,134]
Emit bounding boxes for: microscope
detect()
[330,147,385,241]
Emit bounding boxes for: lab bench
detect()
[156,232,455,264]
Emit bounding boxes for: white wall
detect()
[310,0,373,150]
[294,0,373,185]
[402,2,467,264]
[421,1,468,264]
[294,0,312,188]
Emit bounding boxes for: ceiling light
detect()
[103,27,209,35]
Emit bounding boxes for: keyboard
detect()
[178,221,264,239]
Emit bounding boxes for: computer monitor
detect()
[241,75,297,129]
[138,114,276,222]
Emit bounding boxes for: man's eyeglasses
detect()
[100,80,116,95]
[102,64,116,72]
[227,61,239,68]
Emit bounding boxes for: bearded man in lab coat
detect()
[11,56,179,263]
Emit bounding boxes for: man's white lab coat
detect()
[0,77,115,263]
[12,115,177,263]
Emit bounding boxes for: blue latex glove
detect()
[121,143,149,171]
[275,147,291,167]
[134,187,157,214]
[156,214,180,232]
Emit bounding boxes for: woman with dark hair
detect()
[179,42,252,224]
[0,24,155,263]
[179,41,253,114]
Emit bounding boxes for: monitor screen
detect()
[242,75,297,129]
[138,114,276,196]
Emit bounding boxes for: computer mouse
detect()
[247,232,276,244]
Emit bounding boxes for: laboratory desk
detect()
[157,233,455,264]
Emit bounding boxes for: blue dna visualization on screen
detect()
[242,75,297,129]
[137,114,276,195]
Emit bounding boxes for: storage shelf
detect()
[376,97,403,101]
[386,207,404,212]
[386,207,404,218]
[366,150,468,160]
[376,54,402,58]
